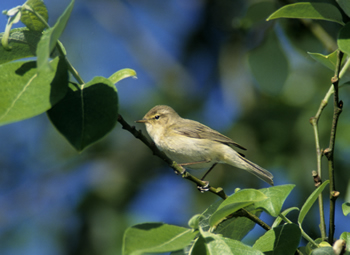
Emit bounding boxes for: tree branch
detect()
[118,114,271,230]
[324,50,343,245]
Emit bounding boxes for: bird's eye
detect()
[154,115,160,120]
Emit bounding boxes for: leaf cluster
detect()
[0,0,136,151]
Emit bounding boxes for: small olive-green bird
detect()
[136,105,274,186]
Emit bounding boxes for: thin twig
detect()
[309,91,329,240]
[118,114,271,230]
[324,50,344,245]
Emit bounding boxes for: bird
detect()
[136,105,274,188]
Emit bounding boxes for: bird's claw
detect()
[197,181,210,193]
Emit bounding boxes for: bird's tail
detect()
[226,152,274,186]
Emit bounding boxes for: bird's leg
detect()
[197,163,217,193]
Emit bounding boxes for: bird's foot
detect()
[197,181,210,193]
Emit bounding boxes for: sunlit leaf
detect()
[308,51,339,71]
[21,0,49,32]
[342,202,350,216]
[36,0,74,73]
[267,3,345,25]
[200,228,263,255]
[0,27,41,64]
[298,180,329,225]
[122,223,198,255]
[256,184,295,217]
[108,68,137,85]
[209,189,267,228]
[0,57,68,126]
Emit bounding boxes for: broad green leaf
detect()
[248,30,288,95]
[122,223,198,255]
[337,0,350,18]
[108,68,137,85]
[340,232,350,253]
[200,229,263,255]
[0,57,68,126]
[199,199,260,241]
[343,202,350,216]
[298,180,329,225]
[308,51,339,71]
[47,76,119,151]
[338,23,350,56]
[253,224,301,255]
[214,205,261,241]
[272,207,299,228]
[200,230,263,255]
[21,0,49,32]
[310,247,335,255]
[255,184,295,217]
[209,189,267,228]
[267,3,345,25]
[0,28,42,64]
[36,0,74,73]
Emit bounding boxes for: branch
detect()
[324,50,344,245]
[118,114,271,230]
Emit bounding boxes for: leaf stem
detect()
[278,213,319,248]
[23,4,85,85]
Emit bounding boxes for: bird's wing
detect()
[171,119,247,151]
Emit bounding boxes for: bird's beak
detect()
[135,119,147,123]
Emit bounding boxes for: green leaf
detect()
[200,228,263,255]
[248,30,288,95]
[0,27,42,64]
[214,205,261,241]
[122,223,198,255]
[199,199,260,241]
[209,189,267,228]
[310,247,335,255]
[253,224,301,255]
[188,214,202,230]
[108,68,137,84]
[338,23,350,56]
[0,57,68,126]
[308,51,339,71]
[47,76,119,151]
[340,232,350,253]
[267,3,345,25]
[36,0,74,73]
[21,0,49,32]
[272,207,299,228]
[342,202,350,216]
[298,180,329,225]
[190,235,208,255]
[337,0,350,18]
[255,184,295,217]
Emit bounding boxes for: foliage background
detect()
[0,0,350,254]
